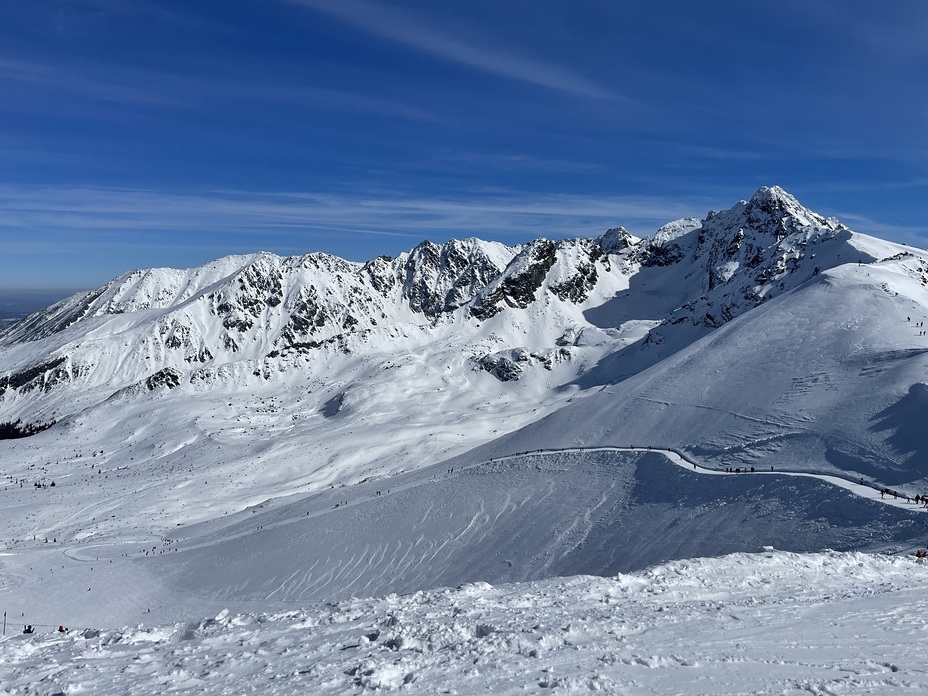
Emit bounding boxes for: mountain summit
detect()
[2,186,928,630]
[0,187,904,418]
[1,186,925,496]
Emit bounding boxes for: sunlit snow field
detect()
[4,550,928,695]
[5,190,928,693]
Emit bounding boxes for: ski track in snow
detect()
[438,443,928,542]
[154,444,926,586]
[497,444,927,513]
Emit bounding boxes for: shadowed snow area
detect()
[3,449,924,634]
[471,263,928,486]
[147,450,922,605]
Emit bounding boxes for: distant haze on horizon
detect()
[1,1,926,292]
[0,288,89,318]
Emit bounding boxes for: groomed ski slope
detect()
[3,550,928,695]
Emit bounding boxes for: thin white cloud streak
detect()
[0,58,185,108]
[0,185,705,249]
[0,57,439,122]
[286,0,624,102]
[3,185,923,266]
[429,152,604,174]
[77,0,227,31]
[253,84,440,122]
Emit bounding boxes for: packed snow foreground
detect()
[3,551,928,695]
[4,186,928,693]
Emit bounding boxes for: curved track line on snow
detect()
[168,444,928,557]
[485,445,928,514]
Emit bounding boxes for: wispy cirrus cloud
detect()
[0,183,706,252]
[428,151,604,174]
[0,55,441,125]
[0,57,185,108]
[5,183,924,255]
[5,184,924,288]
[285,0,624,102]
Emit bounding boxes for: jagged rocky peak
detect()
[636,218,702,268]
[361,255,397,296]
[745,185,812,220]
[470,238,559,319]
[645,186,861,337]
[598,227,638,255]
[291,251,359,274]
[399,238,516,317]
[696,186,846,274]
[709,186,837,242]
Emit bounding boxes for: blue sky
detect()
[1,0,926,292]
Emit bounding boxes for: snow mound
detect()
[3,550,927,695]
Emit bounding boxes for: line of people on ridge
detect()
[880,488,928,507]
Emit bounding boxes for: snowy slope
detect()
[4,550,928,695]
[145,449,924,606]
[3,185,928,666]
[2,187,922,498]
[472,258,928,486]
[2,446,924,633]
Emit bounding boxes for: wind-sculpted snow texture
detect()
[4,550,928,695]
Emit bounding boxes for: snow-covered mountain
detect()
[3,185,927,521]
[0,186,884,420]
[3,186,928,662]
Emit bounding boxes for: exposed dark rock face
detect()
[0,186,870,410]
[471,240,558,320]
[476,355,523,382]
[598,227,636,255]
[400,239,508,317]
[638,241,686,267]
[146,368,182,391]
[550,243,604,303]
[0,357,68,396]
[362,256,397,297]
[0,419,55,439]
